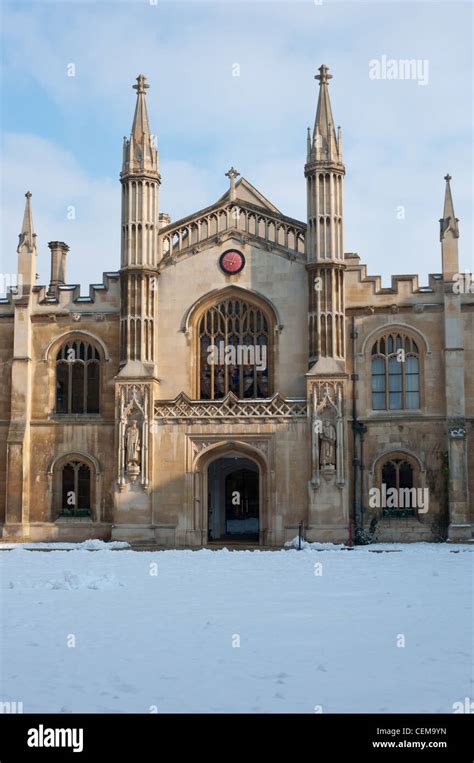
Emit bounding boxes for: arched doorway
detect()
[207,456,260,542]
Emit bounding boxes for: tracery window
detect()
[371,332,420,410]
[59,460,91,517]
[380,457,415,517]
[55,340,101,414]
[198,297,271,400]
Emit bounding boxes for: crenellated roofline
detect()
[343,252,474,307]
[0,272,121,311]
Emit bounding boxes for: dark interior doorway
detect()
[208,456,259,541]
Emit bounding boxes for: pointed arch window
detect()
[378,455,418,518]
[371,332,420,410]
[197,297,272,400]
[60,460,91,517]
[55,340,101,414]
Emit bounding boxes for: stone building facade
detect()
[1,67,472,545]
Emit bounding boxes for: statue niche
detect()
[125,418,141,482]
[311,381,345,487]
[117,383,150,489]
[319,418,337,469]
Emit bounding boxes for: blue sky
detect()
[1,0,472,289]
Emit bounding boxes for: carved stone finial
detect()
[315,64,333,85]
[225,166,240,201]
[133,74,149,95]
[225,166,240,182]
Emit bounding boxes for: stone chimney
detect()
[158,212,171,229]
[48,241,69,292]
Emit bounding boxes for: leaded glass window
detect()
[56,340,101,414]
[371,333,420,410]
[60,460,91,517]
[381,458,415,517]
[198,298,271,400]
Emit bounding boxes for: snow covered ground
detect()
[0,542,472,713]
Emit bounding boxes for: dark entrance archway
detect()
[207,456,259,541]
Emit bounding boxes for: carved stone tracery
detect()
[448,419,466,439]
[191,437,270,461]
[160,203,305,261]
[154,391,306,421]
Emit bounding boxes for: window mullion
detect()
[97,362,101,415]
[84,361,88,414]
[253,310,257,398]
[68,363,73,414]
[224,303,229,396]
[401,354,406,408]
[239,312,243,399]
[74,464,79,512]
[210,310,215,400]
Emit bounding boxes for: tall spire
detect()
[16,191,37,293]
[17,191,36,254]
[439,174,460,282]
[310,64,340,163]
[305,66,346,366]
[438,174,469,541]
[119,74,161,371]
[131,74,151,145]
[122,74,158,177]
[440,173,459,240]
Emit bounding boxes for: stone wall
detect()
[156,238,308,400]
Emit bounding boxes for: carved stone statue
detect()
[320,419,336,467]
[126,419,141,464]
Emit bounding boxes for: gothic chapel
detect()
[1,67,472,545]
